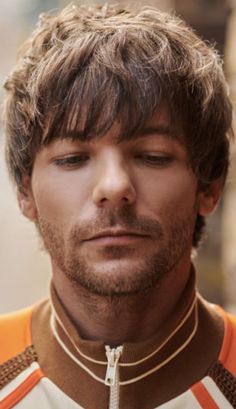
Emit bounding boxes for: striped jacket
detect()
[0,299,236,409]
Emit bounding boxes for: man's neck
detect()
[51,260,195,346]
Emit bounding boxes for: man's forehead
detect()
[135,119,173,139]
[99,109,182,143]
[101,112,173,141]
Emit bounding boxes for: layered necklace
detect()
[50,293,198,386]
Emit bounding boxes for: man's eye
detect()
[136,154,173,166]
[54,154,89,167]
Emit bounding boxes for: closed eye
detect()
[54,154,89,168]
[135,154,173,166]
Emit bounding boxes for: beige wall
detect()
[0,1,54,313]
[222,1,236,311]
[0,140,50,313]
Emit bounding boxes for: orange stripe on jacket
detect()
[191,382,219,409]
[216,306,236,376]
[1,368,44,409]
[0,307,33,365]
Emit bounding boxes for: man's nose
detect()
[92,155,136,208]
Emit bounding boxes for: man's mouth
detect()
[83,229,149,246]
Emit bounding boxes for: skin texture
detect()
[19,110,221,344]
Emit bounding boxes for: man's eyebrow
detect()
[137,124,173,137]
[135,124,173,138]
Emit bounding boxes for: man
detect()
[0,3,235,408]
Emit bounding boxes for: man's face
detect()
[25,112,205,296]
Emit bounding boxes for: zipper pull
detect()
[105,345,123,386]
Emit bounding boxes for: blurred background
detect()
[0,0,235,313]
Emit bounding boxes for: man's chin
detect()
[64,259,165,297]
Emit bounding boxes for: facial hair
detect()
[37,206,194,297]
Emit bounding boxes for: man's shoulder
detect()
[215,306,236,376]
[0,305,33,365]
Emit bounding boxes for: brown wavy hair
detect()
[3,3,233,247]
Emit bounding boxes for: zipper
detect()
[105,345,123,409]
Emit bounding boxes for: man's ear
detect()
[17,175,38,221]
[198,178,223,216]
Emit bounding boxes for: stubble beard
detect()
[37,208,194,297]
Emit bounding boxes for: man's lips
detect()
[83,230,149,245]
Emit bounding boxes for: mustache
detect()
[69,208,164,241]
